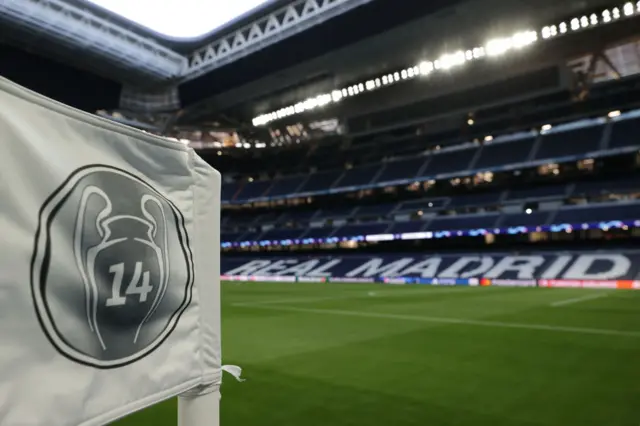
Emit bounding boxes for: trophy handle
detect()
[134,194,170,344]
[74,185,112,350]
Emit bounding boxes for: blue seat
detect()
[421,149,476,176]
[268,176,304,197]
[501,212,550,227]
[507,185,567,201]
[235,180,272,201]
[376,158,427,184]
[448,193,502,208]
[224,215,255,228]
[302,227,335,239]
[259,228,303,241]
[220,231,247,243]
[400,198,448,211]
[427,214,500,231]
[335,165,379,188]
[609,117,640,149]
[553,203,640,223]
[356,204,397,217]
[254,212,281,225]
[388,221,427,234]
[278,210,319,224]
[222,183,239,201]
[237,231,261,242]
[573,178,640,196]
[332,223,390,238]
[315,207,356,219]
[535,125,604,160]
[298,170,342,193]
[474,138,535,169]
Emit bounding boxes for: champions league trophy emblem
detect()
[75,187,169,354]
[32,165,194,368]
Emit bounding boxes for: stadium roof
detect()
[1,0,637,139]
[0,0,374,83]
[86,0,275,39]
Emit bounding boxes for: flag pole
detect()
[178,157,222,426]
[178,390,220,426]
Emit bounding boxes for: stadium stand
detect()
[220,112,640,204]
[474,136,537,169]
[376,157,426,183]
[220,166,640,244]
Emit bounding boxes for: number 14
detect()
[106,262,153,307]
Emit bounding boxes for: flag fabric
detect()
[0,77,222,426]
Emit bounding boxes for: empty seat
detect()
[222,183,239,201]
[399,198,447,212]
[278,210,319,223]
[609,116,640,149]
[376,158,427,184]
[553,202,640,223]
[236,231,261,242]
[332,223,390,238]
[335,165,379,188]
[448,192,502,208]
[297,170,342,193]
[301,227,335,239]
[253,212,281,225]
[267,176,304,197]
[315,207,356,219]
[421,149,476,176]
[224,215,255,227]
[535,125,604,160]
[474,138,535,169]
[220,231,247,243]
[259,228,303,241]
[506,185,567,201]
[427,214,500,231]
[501,211,550,228]
[573,178,640,196]
[235,180,272,201]
[356,204,397,217]
[388,221,427,234]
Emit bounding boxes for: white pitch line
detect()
[233,295,351,307]
[239,304,640,338]
[232,288,466,307]
[550,292,609,307]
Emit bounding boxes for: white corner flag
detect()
[0,77,223,426]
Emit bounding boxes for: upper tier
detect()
[222,112,640,203]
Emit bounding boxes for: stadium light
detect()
[608,110,622,117]
[541,124,552,131]
[252,3,640,127]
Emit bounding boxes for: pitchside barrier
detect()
[0,77,233,426]
[221,252,640,290]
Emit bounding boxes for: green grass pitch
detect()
[114,282,640,426]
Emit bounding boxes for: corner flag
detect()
[0,77,222,425]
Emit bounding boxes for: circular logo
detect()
[31,165,194,368]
